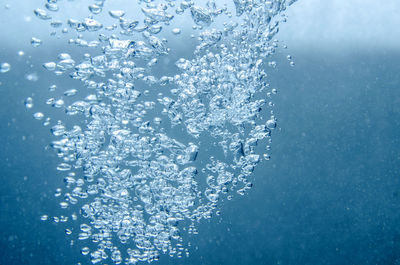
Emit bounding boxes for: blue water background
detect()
[1,1,400,265]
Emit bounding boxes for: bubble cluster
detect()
[28,0,297,264]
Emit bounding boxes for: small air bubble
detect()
[25,73,38,82]
[52,99,64,108]
[81,247,90,255]
[31,37,42,47]
[266,118,277,129]
[33,8,51,20]
[45,3,59,12]
[41,215,48,221]
[0,63,11,73]
[60,202,69,209]
[33,112,44,120]
[57,163,71,171]
[268,61,277,68]
[109,10,125,19]
[172,28,181,35]
[88,4,102,15]
[24,97,33,109]
[43,62,56,71]
[54,188,62,197]
[43,117,51,126]
[64,89,77,97]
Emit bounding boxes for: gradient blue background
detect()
[1,1,400,264]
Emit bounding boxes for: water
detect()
[1,0,400,265]
[15,1,296,263]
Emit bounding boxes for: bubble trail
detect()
[29,0,298,264]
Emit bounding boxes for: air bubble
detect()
[266,118,277,129]
[45,3,59,12]
[0,63,10,73]
[81,247,90,255]
[88,4,102,14]
[25,73,38,82]
[172,28,181,35]
[83,18,103,31]
[33,112,44,120]
[190,6,212,26]
[31,37,42,47]
[52,99,65,108]
[57,163,71,171]
[43,62,56,71]
[109,10,125,19]
[34,8,51,20]
[50,20,62,28]
[64,89,78,97]
[40,215,48,221]
[24,97,33,109]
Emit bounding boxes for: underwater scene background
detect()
[1,0,400,264]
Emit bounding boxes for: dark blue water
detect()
[1,49,400,264]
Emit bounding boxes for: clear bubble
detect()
[24,97,33,109]
[56,163,71,171]
[40,214,48,221]
[0,63,11,73]
[88,4,102,15]
[33,112,44,120]
[81,247,90,255]
[109,10,125,19]
[266,118,277,129]
[64,89,77,97]
[52,99,65,108]
[190,6,212,26]
[49,85,57,92]
[45,3,59,12]
[50,20,62,28]
[25,73,39,82]
[43,62,56,71]
[83,18,103,32]
[172,28,181,35]
[31,37,42,47]
[34,8,51,20]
